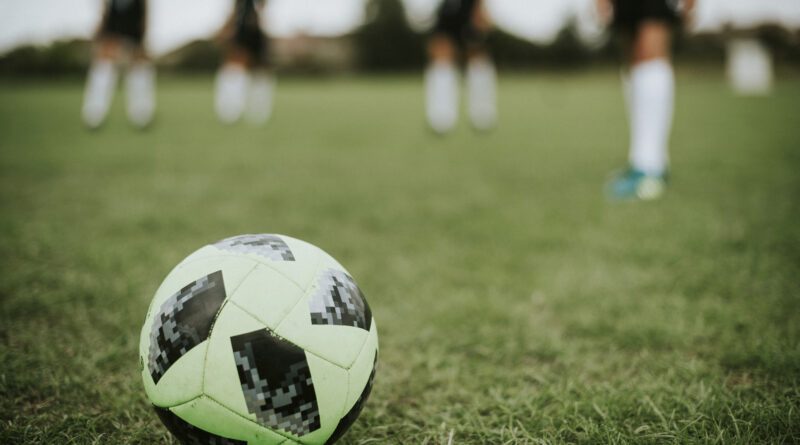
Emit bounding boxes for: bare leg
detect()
[630,21,671,64]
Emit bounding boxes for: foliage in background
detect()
[0,1,799,76]
[0,40,90,77]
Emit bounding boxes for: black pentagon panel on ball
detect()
[148,270,227,384]
[154,405,246,445]
[214,234,295,261]
[325,351,378,445]
[308,269,372,331]
[230,329,321,437]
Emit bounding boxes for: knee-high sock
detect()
[628,59,674,175]
[82,60,117,128]
[126,61,156,128]
[425,61,458,133]
[467,57,497,131]
[215,64,249,124]
[246,70,274,125]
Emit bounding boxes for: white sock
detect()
[425,61,458,134]
[246,71,274,125]
[215,64,249,124]
[727,38,773,96]
[82,60,117,129]
[467,57,497,131]
[628,59,674,176]
[126,61,156,128]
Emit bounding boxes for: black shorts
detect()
[613,0,680,33]
[100,0,146,44]
[233,28,268,66]
[433,0,484,49]
[232,0,269,66]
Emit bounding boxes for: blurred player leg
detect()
[609,22,673,200]
[465,0,495,131]
[82,47,118,129]
[466,53,497,131]
[215,60,250,125]
[246,70,274,125]
[628,21,673,177]
[241,6,272,126]
[82,39,122,129]
[83,0,149,130]
[126,52,156,129]
[606,0,680,200]
[217,0,269,125]
[425,36,459,134]
[727,38,773,96]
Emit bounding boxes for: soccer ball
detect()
[139,234,378,445]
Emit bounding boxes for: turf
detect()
[0,71,798,444]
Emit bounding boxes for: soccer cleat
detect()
[126,62,156,129]
[606,167,668,201]
[82,60,118,129]
[425,61,459,134]
[214,64,249,124]
[467,57,497,132]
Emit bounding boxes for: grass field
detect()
[1,71,799,444]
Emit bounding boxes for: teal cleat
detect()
[606,167,668,201]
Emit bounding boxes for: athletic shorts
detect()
[100,0,146,44]
[233,27,268,65]
[233,0,269,66]
[613,0,680,32]
[433,0,484,49]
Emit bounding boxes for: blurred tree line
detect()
[0,40,91,77]
[1,0,799,76]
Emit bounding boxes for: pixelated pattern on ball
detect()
[309,269,372,331]
[230,329,321,437]
[325,351,378,445]
[148,271,227,384]
[154,405,246,445]
[214,234,295,261]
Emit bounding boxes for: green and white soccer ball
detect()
[139,234,378,445]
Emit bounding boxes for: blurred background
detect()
[1,0,799,76]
